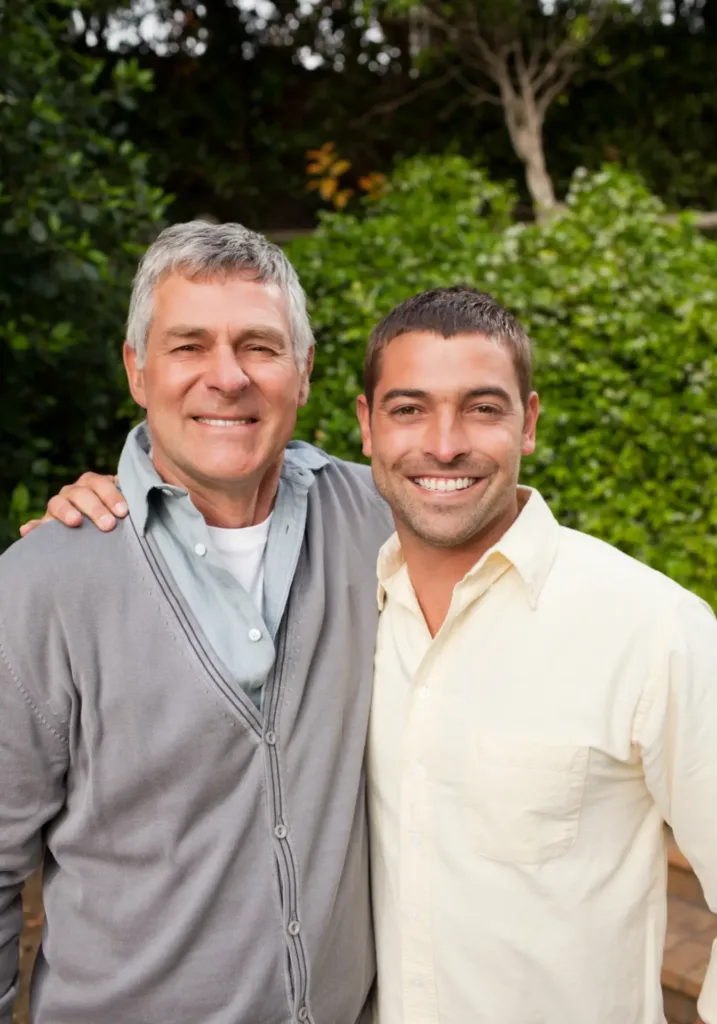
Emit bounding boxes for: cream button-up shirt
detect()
[369,488,717,1024]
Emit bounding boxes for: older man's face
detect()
[124,271,312,503]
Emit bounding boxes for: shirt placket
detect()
[400,635,442,1024]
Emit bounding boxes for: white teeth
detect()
[196,418,254,427]
[414,477,477,492]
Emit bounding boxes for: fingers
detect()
[49,473,128,531]
[72,473,127,518]
[19,518,48,537]
[18,474,128,536]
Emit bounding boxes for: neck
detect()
[399,492,523,637]
[153,455,283,528]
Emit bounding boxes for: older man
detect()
[0,222,391,1024]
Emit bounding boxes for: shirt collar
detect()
[377,487,561,612]
[117,422,330,535]
[282,440,330,486]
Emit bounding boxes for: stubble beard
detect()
[398,488,504,549]
[373,463,510,551]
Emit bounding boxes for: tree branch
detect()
[515,38,529,85]
[419,2,460,45]
[436,85,500,121]
[526,39,544,79]
[663,211,717,230]
[351,66,461,127]
[535,60,579,116]
[448,4,507,83]
[461,81,503,106]
[530,35,580,93]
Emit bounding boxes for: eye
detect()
[172,344,200,353]
[391,405,422,418]
[471,404,502,416]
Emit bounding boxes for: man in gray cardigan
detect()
[0,223,392,1024]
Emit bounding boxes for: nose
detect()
[422,410,471,464]
[203,345,251,396]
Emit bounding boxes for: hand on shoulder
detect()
[19,473,127,536]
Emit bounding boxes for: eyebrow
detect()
[380,386,514,407]
[161,324,289,345]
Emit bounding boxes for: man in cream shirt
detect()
[355,286,717,1024]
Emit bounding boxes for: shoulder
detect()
[0,518,135,610]
[554,524,702,619]
[318,455,392,526]
[322,454,375,494]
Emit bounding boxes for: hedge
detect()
[289,157,717,604]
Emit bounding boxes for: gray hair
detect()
[126,221,314,368]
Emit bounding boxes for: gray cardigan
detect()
[0,455,392,1024]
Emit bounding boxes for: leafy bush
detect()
[289,157,717,603]
[0,0,167,546]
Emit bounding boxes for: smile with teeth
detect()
[195,417,257,427]
[413,477,478,493]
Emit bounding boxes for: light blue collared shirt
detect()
[117,422,329,711]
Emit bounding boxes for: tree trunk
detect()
[517,127,556,213]
[501,85,557,216]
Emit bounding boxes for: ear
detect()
[298,346,315,407]
[123,342,148,410]
[521,392,540,456]
[355,394,372,458]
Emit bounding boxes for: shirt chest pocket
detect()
[467,736,589,864]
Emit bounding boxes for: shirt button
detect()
[288,919,301,936]
[248,628,262,642]
[274,824,287,839]
[418,686,429,698]
[412,763,426,779]
[265,731,277,746]
[194,543,207,557]
[297,1007,309,1021]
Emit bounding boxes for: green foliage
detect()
[0,0,167,545]
[289,157,717,603]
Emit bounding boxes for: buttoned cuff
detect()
[698,938,717,1024]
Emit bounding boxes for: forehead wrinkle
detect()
[161,324,211,340]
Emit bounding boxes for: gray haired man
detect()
[0,223,392,1024]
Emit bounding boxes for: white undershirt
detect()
[206,513,273,613]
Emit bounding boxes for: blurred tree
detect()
[359,0,716,216]
[66,0,717,227]
[366,0,618,213]
[0,0,167,546]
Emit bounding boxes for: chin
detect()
[409,514,482,549]
[415,530,468,549]
[189,460,261,486]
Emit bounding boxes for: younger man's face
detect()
[356,330,539,552]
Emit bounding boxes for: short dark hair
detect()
[364,286,533,409]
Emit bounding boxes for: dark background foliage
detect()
[80,0,717,228]
[0,0,166,541]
